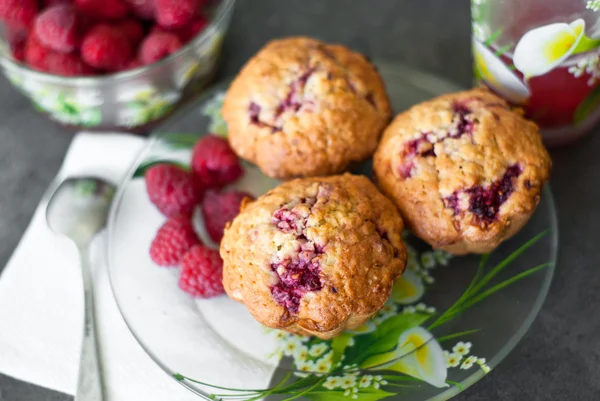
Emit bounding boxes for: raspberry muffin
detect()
[222,36,391,179]
[220,174,406,339]
[373,87,551,255]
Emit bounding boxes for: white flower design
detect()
[477,357,492,373]
[339,373,358,389]
[434,250,452,266]
[461,355,478,369]
[473,39,531,104]
[452,341,472,356]
[568,54,600,86]
[293,345,309,363]
[315,354,333,373]
[423,275,435,285]
[309,343,329,358]
[403,306,417,314]
[514,19,585,79]
[323,376,343,390]
[296,359,317,373]
[358,375,373,388]
[282,337,303,357]
[443,351,462,368]
[587,0,600,11]
[421,252,436,269]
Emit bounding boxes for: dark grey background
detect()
[0,0,598,400]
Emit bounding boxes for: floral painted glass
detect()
[472,0,600,146]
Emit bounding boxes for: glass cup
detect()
[472,0,600,146]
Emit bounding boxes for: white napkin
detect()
[0,133,195,400]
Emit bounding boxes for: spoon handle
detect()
[75,247,104,401]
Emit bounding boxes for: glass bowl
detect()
[108,63,559,401]
[0,0,234,133]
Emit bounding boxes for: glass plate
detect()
[108,63,558,401]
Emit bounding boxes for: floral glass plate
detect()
[107,63,558,401]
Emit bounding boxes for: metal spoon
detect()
[46,177,115,401]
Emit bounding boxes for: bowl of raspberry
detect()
[0,0,234,132]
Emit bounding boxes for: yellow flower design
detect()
[473,39,530,104]
[514,19,585,79]
[390,270,425,305]
[361,327,448,388]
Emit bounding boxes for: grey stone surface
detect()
[0,0,598,400]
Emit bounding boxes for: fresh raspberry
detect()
[138,31,182,65]
[0,0,38,29]
[24,33,52,71]
[43,0,72,6]
[75,0,129,21]
[116,19,145,47]
[120,57,143,71]
[46,52,96,76]
[34,4,80,53]
[81,24,133,71]
[123,0,155,20]
[201,190,253,243]
[145,163,201,217]
[179,245,225,298]
[7,25,28,62]
[150,216,200,267]
[155,0,198,29]
[176,16,207,43]
[191,135,244,189]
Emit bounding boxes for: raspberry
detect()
[202,190,253,243]
[81,24,133,71]
[43,0,72,6]
[75,0,130,21]
[7,25,27,62]
[191,135,244,189]
[24,33,52,71]
[123,0,155,20]
[121,57,143,71]
[155,0,198,29]
[0,0,37,29]
[145,163,201,217]
[138,31,182,65]
[46,52,97,76]
[150,216,200,267]
[176,16,207,43]
[117,19,145,46]
[34,5,80,53]
[179,245,225,298]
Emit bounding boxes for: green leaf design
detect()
[494,43,512,57]
[133,160,190,178]
[573,35,600,55]
[343,313,430,367]
[484,28,503,46]
[305,388,395,401]
[429,231,550,329]
[574,85,600,125]
[159,132,199,149]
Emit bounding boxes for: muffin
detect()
[373,87,551,255]
[220,174,406,339]
[222,36,391,179]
